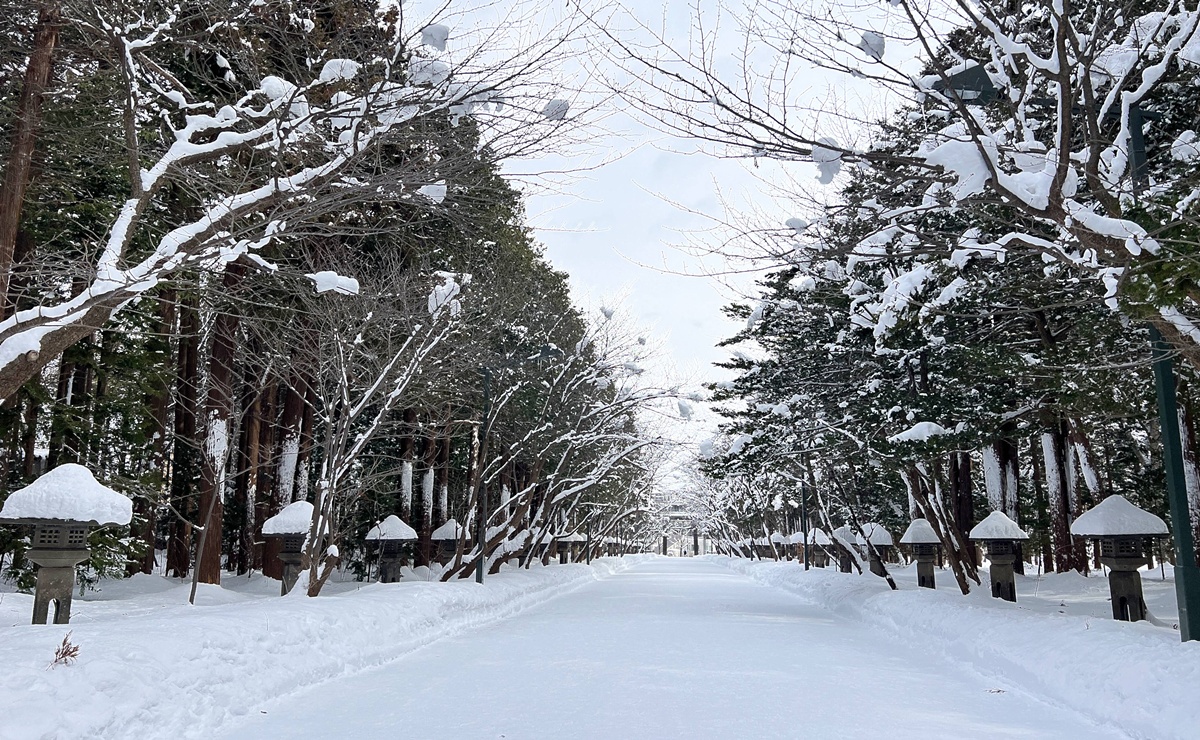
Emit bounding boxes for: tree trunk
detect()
[167,293,200,578]
[0,2,61,312]
[196,263,246,585]
[949,451,975,567]
[1041,423,1078,573]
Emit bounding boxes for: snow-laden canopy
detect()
[366,515,417,542]
[808,527,831,546]
[263,501,314,535]
[899,518,940,545]
[969,511,1029,541]
[1070,495,1168,538]
[0,463,131,526]
[855,523,893,547]
[431,518,468,540]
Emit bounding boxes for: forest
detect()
[0,0,668,596]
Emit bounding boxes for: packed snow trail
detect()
[220,558,1124,739]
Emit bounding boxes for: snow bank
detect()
[0,557,641,740]
[716,558,1200,740]
[1071,494,1169,537]
[0,464,131,526]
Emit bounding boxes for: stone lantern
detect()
[969,511,1029,602]
[770,531,789,560]
[856,523,894,577]
[431,518,469,564]
[561,532,586,562]
[900,518,941,589]
[0,464,132,624]
[365,515,418,583]
[831,525,856,572]
[262,501,314,595]
[808,528,831,568]
[1070,495,1168,622]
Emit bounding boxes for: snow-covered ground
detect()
[722,556,1200,740]
[223,558,1136,739]
[0,558,639,740]
[3,555,1193,739]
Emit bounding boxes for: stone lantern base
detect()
[28,549,90,624]
[27,523,92,624]
[837,547,852,573]
[913,544,938,589]
[985,541,1017,602]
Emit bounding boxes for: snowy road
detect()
[220,558,1126,739]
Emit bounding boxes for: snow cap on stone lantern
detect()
[969,511,1029,541]
[808,527,831,546]
[856,523,893,547]
[900,518,940,546]
[0,463,132,526]
[431,517,468,541]
[366,514,418,542]
[263,500,314,536]
[1070,495,1167,538]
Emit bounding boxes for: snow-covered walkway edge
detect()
[716,556,1200,740]
[0,557,642,740]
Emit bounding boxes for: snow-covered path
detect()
[220,558,1123,739]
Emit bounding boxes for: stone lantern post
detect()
[808,528,831,568]
[365,515,418,583]
[0,464,132,624]
[856,523,895,577]
[900,518,941,589]
[1070,495,1169,622]
[262,501,314,595]
[431,518,468,565]
[831,525,856,572]
[969,511,1029,602]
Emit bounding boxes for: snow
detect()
[856,31,885,61]
[420,24,450,51]
[306,270,360,295]
[431,517,467,540]
[318,59,361,82]
[808,527,831,545]
[1172,131,1200,162]
[541,99,570,121]
[855,522,893,547]
[219,558,1138,739]
[1070,494,1169,537]
[785,217,808,235]
[676,399,694,420]
[365,515,417,541]
[409,59,450,86]
[0,464,132,526]
[969,510,1029,541]
[262,501,313,535]
[899,518,939,545]
[0,558,639,739]
[810,137,842,184]
[888,421,949,443]
[428,271,466,318]
[721,557,1198,740]
[417,182,447,203]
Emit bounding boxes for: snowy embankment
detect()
[0,557,640,740]
[716,557,1200,740]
